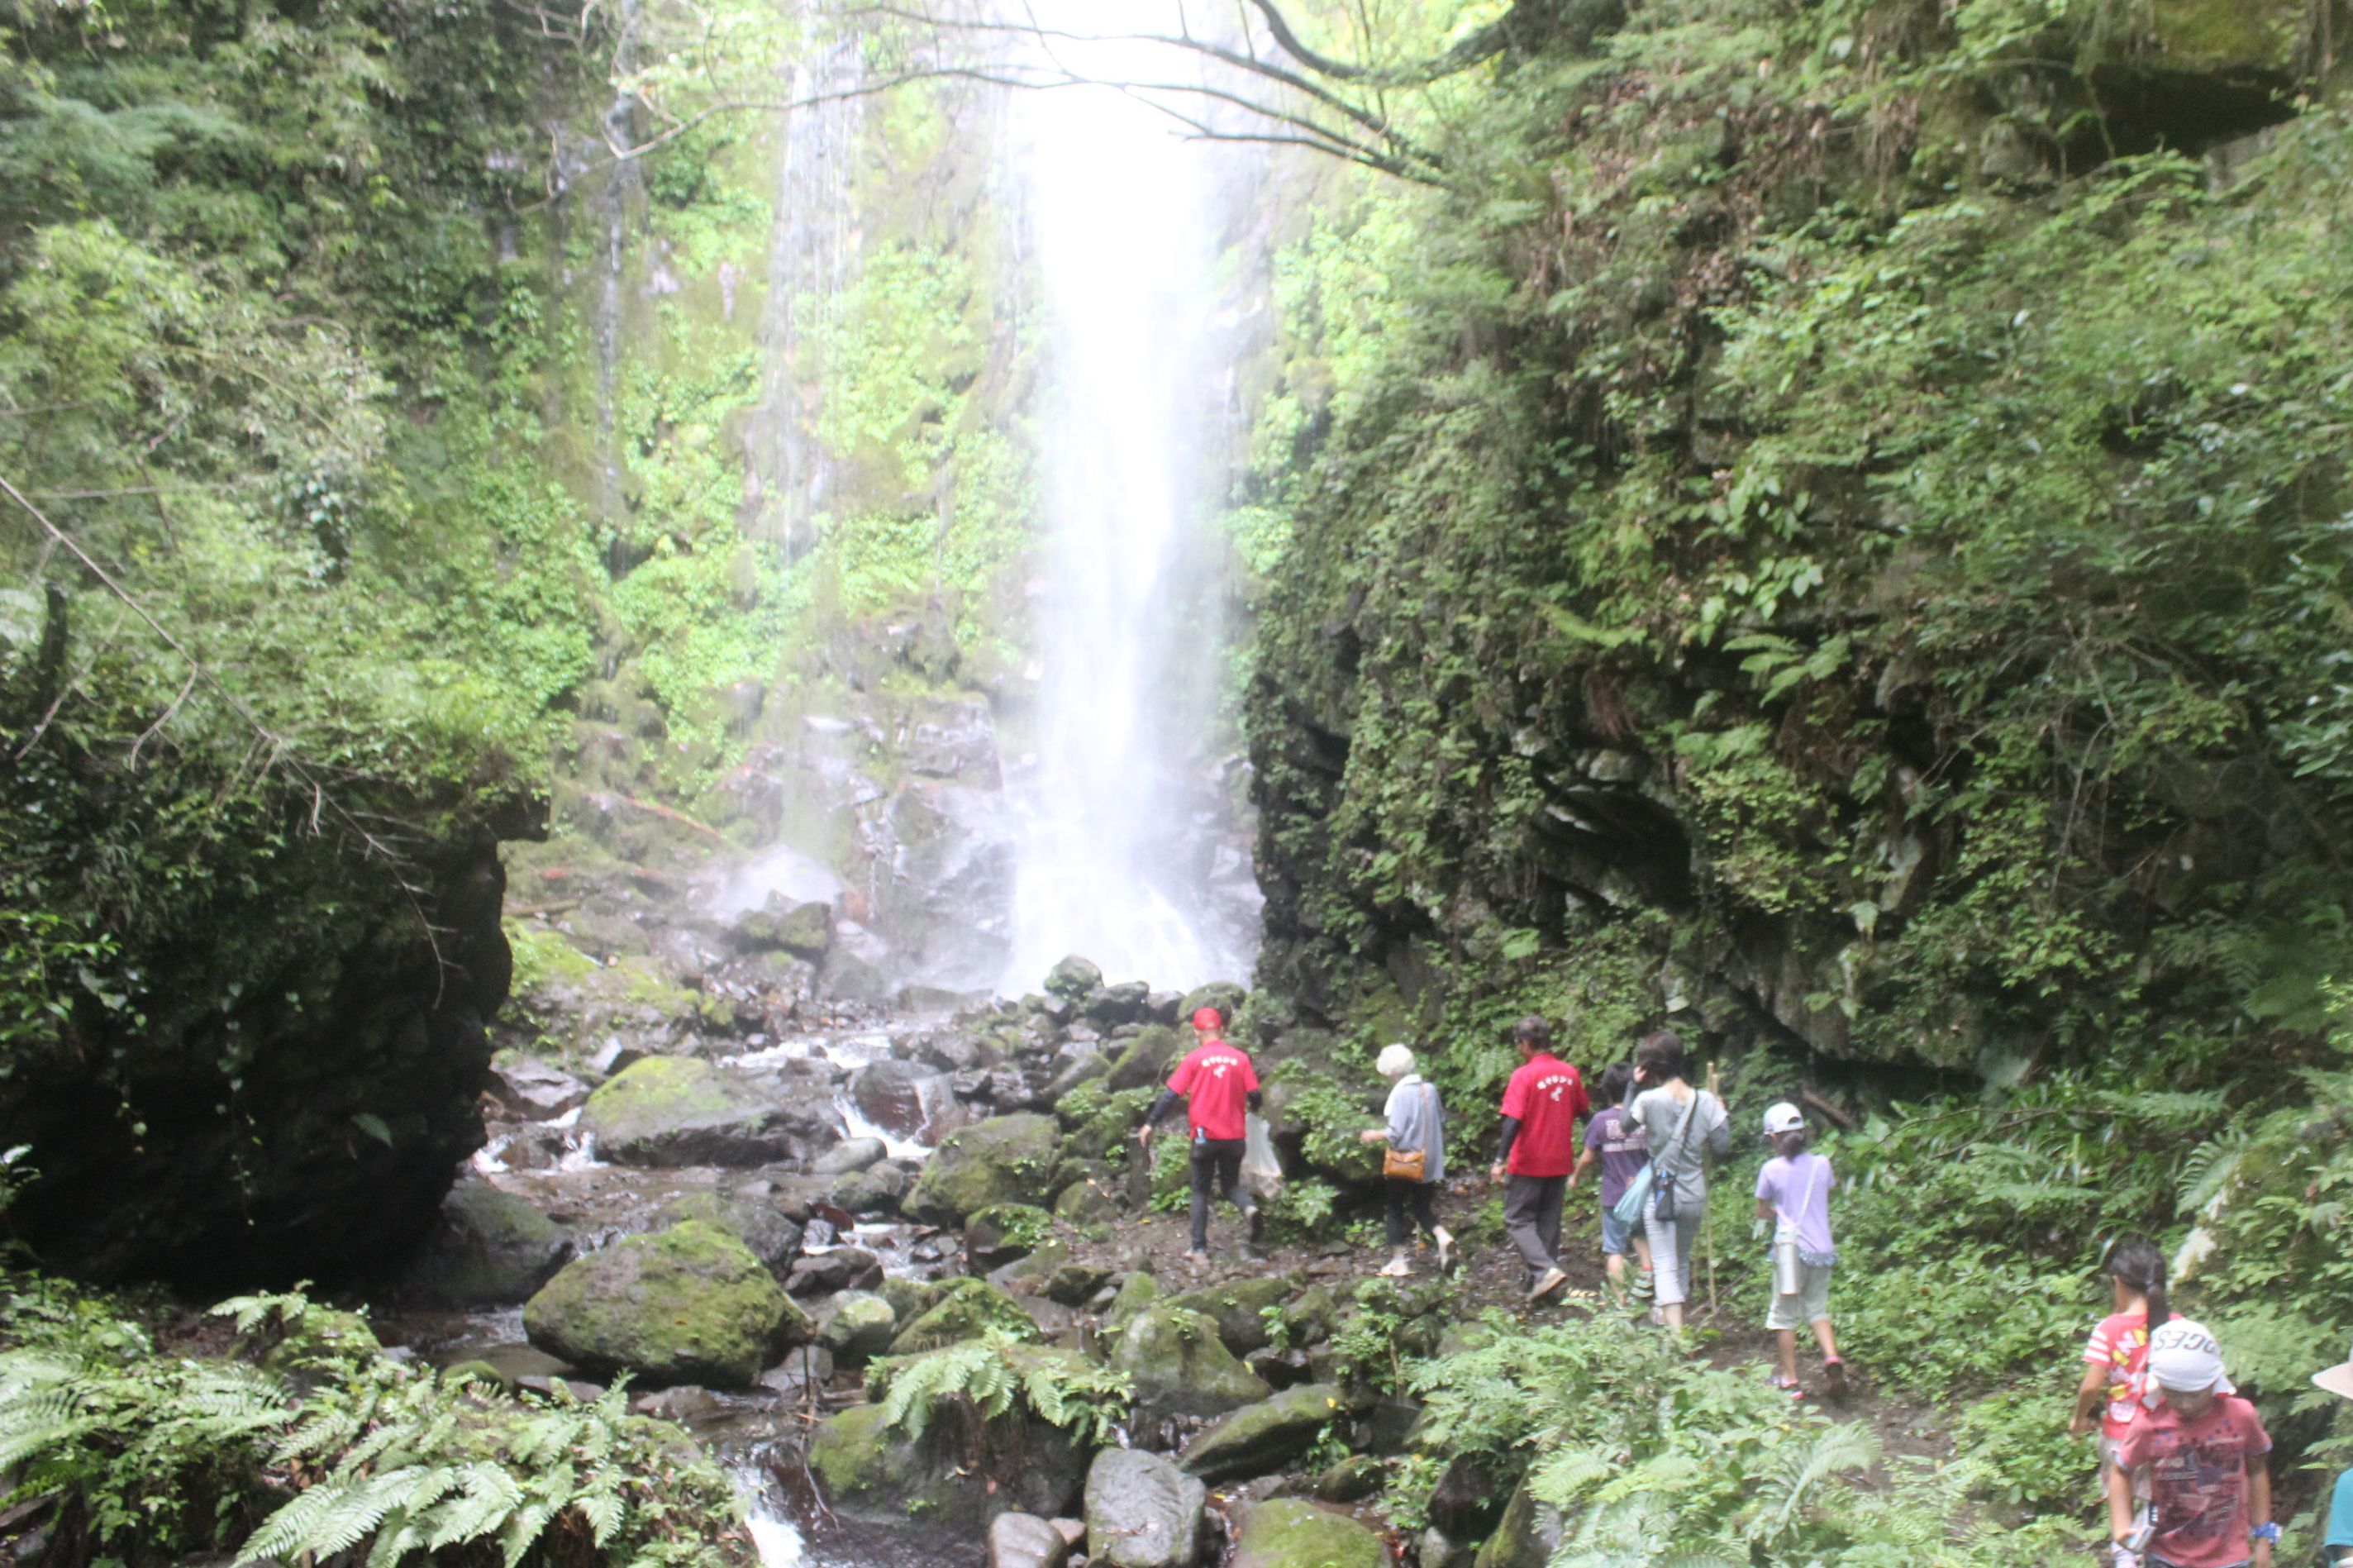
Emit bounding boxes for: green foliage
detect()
[0,1276,748,1566]
[866,1329,1132,1448]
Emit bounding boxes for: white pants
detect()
[1643,1198,1707,1307]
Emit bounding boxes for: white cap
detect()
[2144,1318,2235,1399]
[1763,1102,1804,1136]
[1376,1043,1416,1079]
[2314,1343,2353,1402]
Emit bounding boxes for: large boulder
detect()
[580,1056,838,1166]
[1103,1026,1184,1092]
[400,1179,574,1307]
[1112,1306,1271,1428]
[965,1203,1055,1271]
[808,1399,1087,1531]
[903,1113,1061,1225]
[650,1189,803,1279]
[490,1058,590,1119]
[1165,1275,1299,1356]
[1084,1448,1205,1568]
[521,1220,809,1387]
[1472,1484,1565,1568]
[850,1058,946,1140]
[1044,955,1104,999]
[1176,982,1246,1027]
[817,1290,898,1362]
[988,1512,1070,1568]
[1231,1500,1384,1568]
[888,1277,1037,1356]
[1179,1385,1346,1483]
[1084,980,1152,1027]
[729,894,835,957]
[813,1136,886,1175]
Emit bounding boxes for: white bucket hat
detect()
[2315,1345,2353,1402]
[1375,1043,1416,1079]
[2143,1318,2235,1401]
[1763,1102,1804,1136]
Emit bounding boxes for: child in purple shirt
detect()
[1569,1062,1652,1304]
[1756,1102,1842,1396]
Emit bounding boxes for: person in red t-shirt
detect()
[2109,1318,2274,1568]
[1485,1016,1590,1301]
[2074,1236,2169,1502]
[1138,1006,1264,1263]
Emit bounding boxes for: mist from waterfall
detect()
[1001,5,1260,994]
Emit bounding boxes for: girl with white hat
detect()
[1755,1101,1843,1396]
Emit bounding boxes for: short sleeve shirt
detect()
[1755,1152,1836,1259]
[2113,1396,2272,1568]
[2325,1468,2353,1549]
[1166,1041,1258,1141]
[1584,1106,1647,1207]
[2083,1310,2151,1442]
[1499,1054,1589,1176]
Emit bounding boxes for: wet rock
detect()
[812,1136,886,1175]
[1429,1456,1505,1538]
[1103,1026,1184,1092]
[1176,982,1246,1028]
[1113,1306,1271,1427]
[1314,1456,1383,1503]
[1142,990,1184,1026]
[828,1163,907,1216]
[522,1220,809,1388]
[817,1290,898,1361]
[1231,1499,1382,1568]
[903,1112,1060,1225]
[850,1058,945,1139]
[1470,1484,1563,1568]
[1165,1275,1298,1356]
[652,1190,803,1279]
[818,936,892,1005]
[729,894,835,958]
[1103,1270,1160,1334]
[1422,1527,1476,1568]
[786,1246,883,1296]
[581,1056,840,1167]
[1044,956,1103,1000]
[491,1058,590,1119]
[1245,1346,1313,1391]
[1053,1172,1118,1225]
[808,1398,1087,1532]
[1084,1448,1206,1568]
[877,1276,945,1323]
[965,1203,1055,1271]
[401,1178,574,1308]
[1042,1049,1108,1101]
[1179,1385,1346,1483]
[988,1511,1069,1568]
[1083,981,1151,1027]
[888,1277,1037,1355]
[631,1385,722,1423]
[1042,1261,1114,1306]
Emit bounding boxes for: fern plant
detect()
[868,1329,1132,1447]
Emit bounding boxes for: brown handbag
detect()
[1381,1083,1434,1180]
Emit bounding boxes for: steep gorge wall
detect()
[1246,0,2353,1080]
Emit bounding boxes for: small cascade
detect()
[1001,1,1264,993]
[746,0,865,557]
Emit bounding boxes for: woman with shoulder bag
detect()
[1627,1030,1730,1331]
[1360,1044,1455,1275]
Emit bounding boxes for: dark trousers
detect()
[1383,1177,1439,1246]
[1188,1138,1251,1248]
[1503,1172,1567,1275]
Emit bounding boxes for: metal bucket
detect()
[1772,1240,1804,1296]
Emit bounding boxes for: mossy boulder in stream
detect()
[902,1112,1060,1224]
[1112,1305,1269,1427]
[650,1189,803,1278]
[579,1056,836,1167]
[807,1399,1088,1530]
[887,1277,1036,1356]
[1084,1448,1205,1568]
[1179,1384,1346,1483]
[522,1220,809,1387]
[1232,1499,1385,1568]
[401,1179,574,1307]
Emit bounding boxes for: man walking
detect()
[1138,1005,1265,1264]
[1488,1016,1589,1300]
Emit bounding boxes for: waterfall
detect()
[589,0,645,554]
[1000,2,1262,993]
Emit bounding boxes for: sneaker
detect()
[1526,1266,1568,1303]
[1647,1305,1666,1327]
[1183,1249,1210,1266]
[1246,1205,1265,1245]
[1822,1356,1846,1397]
[1770,1372,1803,1399]
[1433,1230,1455,1272]
[1379,1255,1412,1278]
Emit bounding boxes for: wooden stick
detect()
[1705,1061,1723,1317]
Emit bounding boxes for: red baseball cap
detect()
[1191,1006,1224,1030]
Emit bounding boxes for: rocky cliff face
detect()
[1245,0,2350,1074]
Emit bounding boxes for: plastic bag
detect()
[1241,1113,1284,1201]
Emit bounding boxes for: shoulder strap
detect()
[1655,1090,1703,1180]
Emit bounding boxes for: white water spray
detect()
[1002,3,1260,993]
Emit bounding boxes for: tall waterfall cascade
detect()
[999,3,1264,994]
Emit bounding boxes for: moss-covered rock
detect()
[260,1308,382,1379]
[817,1290,898,1362]
[1044,955,1103,999]
[807,1399,1088,1530]
[1472,1483,1565,1568]
[581,1056,836,1167]
[886,1276,1037,1356]
[1112,1305,1270,1427]
[1231,1499,1384,1568]
[1103,1270,1160,1335]
[1177,982,1246,1028]
[401,1179,574,1308]
[1166,1275,1299,1356]
[522,1220,808,1387]
[1179,1384,1345,1483]
[2147,0,2303,69]
[1103,1025,1184,1092]
[1084,1447,1206,1568]
[651,1189,803,1278]
[965,1202,1055,1270]
[876,1275,945,1324]
[902,1112,1060,1224]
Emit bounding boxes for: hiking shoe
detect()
[1646,1306,1666,1327]
[1527,1266,1569,1303]
[1183,1249,1211,1266]
[1433,1231,1455,1272]
[1379,1255,1412,1278]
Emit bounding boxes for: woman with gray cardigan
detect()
[1627,1029,1730,1329]
[1360,1043,1455,1275]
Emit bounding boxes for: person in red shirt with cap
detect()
[1487,1015,1590,1301]
[1138,1005,1265,1264]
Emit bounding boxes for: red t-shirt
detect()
[2084,1310,2151,1442]
[1499,1054,1589,1176]
[2114,1396,2272,1568]
[1167,1041,1259,1141]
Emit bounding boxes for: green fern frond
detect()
[1748,1421,1880,1543]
